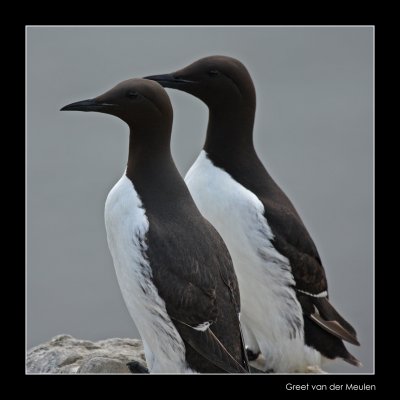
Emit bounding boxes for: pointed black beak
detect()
[143,74,195,88]
[60,98,114,112]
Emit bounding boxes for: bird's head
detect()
[61,78,172,129]
[144,55,256,110]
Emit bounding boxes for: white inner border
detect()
[25,25,375,376]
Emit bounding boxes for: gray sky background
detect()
[27,26,373,373]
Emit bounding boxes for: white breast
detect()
[104,175,193,373]
[185,151,320,372]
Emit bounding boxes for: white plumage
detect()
[185,151,322,372]
[105,175,195,373]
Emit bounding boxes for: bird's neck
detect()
[125,126,196,218]
[204,105,256,161]
[126,126,174,180]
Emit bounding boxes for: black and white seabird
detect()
[60,78,249,373]
[145,56,361,372]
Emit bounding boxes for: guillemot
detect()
[61,78,249,374]
[145,56,361,372]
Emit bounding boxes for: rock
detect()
[78,357,131,373]
[26,334,147,374]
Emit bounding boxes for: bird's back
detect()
[136,170,248,372]
[107,168,248,372]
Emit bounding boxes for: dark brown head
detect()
[144,56,256,110]
[61,78,173,133]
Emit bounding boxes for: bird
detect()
[60,78,249,374]
[144,55,361,372]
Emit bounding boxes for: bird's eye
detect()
[207,70,220,77]
[127,91,139,99]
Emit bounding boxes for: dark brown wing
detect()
[145,215,249,373]
[264,203,359,347]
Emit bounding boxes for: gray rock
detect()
[26,334,147,374]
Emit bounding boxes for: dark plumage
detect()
[61,78,249,373]
[130,154,247,372]
[145,55,360,370]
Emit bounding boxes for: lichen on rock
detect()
[26,334,147,374]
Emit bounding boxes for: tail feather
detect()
[298,294,360,346]
[174,320,248,373]
[342,349,363,367]
[314,297,358,340]
[303,317,362,367]
[298,293,361,367]
[309,306,360,346]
